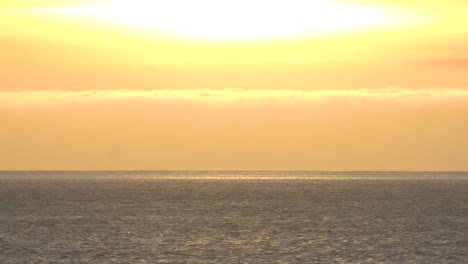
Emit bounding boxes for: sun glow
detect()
[49,0,414,41]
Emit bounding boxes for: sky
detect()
[1,0,468,170]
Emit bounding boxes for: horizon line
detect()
[1,170,467,173]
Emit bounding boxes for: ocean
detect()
[0,171,467,263]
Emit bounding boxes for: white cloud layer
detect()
[2,88,468,110]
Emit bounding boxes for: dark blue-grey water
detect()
[0,171,467,263]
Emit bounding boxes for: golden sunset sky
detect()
[1,0,468,170]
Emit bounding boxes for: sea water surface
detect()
[0,171,467,263]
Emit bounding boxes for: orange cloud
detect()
[429,58,468,68]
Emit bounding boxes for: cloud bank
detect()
[1,88,468,170]
[2,88,468,110]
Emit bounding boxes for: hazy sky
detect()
[1,0,468,170]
